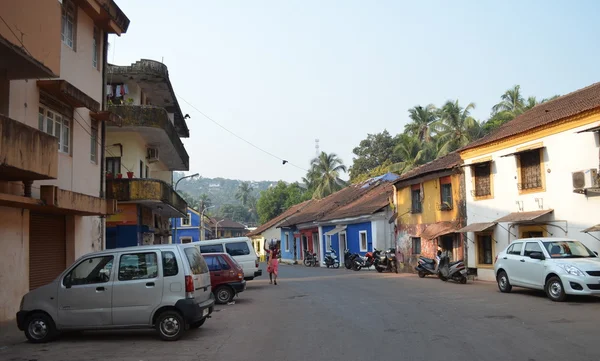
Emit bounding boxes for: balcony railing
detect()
[106,178,187,216]
[0,114,58,181]
[108,105,189,170]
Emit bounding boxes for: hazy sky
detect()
[108,0,600,183]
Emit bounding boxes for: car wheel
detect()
[545,276,567,302]
[215,286,234,304]
[189,318,206,329]
[156,310,184,341]
[497,271,512,293]
[418,271,426,278]
[24,312,57,343]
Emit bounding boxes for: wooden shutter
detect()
[29,213,66,290]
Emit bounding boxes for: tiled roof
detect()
[278,174,399,228]
[319,182,394,221]
[461,81,600,152]
[246,200,312,237]
[393,152,462,183]
[209,217,246,229]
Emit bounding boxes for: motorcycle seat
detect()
[449,260,463,266]
[420,257,435,264]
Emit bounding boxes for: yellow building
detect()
[393,152,466,271]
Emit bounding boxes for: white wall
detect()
[463,122,600,281]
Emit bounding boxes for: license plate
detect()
[202,308,209,317]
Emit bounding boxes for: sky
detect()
[107,0,600,183]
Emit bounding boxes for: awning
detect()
[494,209,554,223]
[37,80,100,112]
[576,125,600,133]
[420,221,459,240]
[582,224,600,233]
[457,222,497,233]
[500,143,545,158]
[325,225,347,236]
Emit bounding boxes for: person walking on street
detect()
[265,242,279,285]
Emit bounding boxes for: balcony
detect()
[0,114,58,181]
[106,178,187,217]
[107,105,189,170]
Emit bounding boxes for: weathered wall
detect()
[0,207,29,322]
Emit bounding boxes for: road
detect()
[2,264,600,361]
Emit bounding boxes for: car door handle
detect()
[96,286,105,292]
[520,259,525,262]
[146,282,155,287]
[503,257,507,259]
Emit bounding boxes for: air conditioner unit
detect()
[147,147,159,163]
[572,168,599,189]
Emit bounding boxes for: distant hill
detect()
[173,172,278,214]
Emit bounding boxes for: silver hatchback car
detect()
[17,244,214,342]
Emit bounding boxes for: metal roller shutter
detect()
[29,213,66,290]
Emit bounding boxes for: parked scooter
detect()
[303,249,319,267]
[437,255,467,284]
[416,252,441,278]
[323,248,340,268]
[374,248,399,273]
[344,249,360,269]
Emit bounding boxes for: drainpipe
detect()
[99,31,109,250]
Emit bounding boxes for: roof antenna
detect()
[161,56,164,63]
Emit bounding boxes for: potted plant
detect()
[127,171,134,179]
[106,171,113,179]
[116,173,123,179]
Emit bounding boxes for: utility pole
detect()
[172,173,199,243]
[200,204,214,241]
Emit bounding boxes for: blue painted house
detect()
[171,208,211,243]
[276,173,399,266]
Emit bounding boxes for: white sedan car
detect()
[494,238,600,302]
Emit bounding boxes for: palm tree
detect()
[524,94,561,111]
[236,181,253,207]
[309,152,347,199]
[492,85,525,117]
[390,134,429,174]
[404,104,438,142]
[198,193,212,211]
[434,100,481,156]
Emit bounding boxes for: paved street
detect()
[2,264,600,361]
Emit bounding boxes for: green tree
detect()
[492,84,525,117]
[218,204,251,223]
[309,152,347,199]
[178,191,200,210]
[235,181,253,207]
[390,134,429,174]
[256,181,309,224]
[404,104,438,142]
[434,100,482,156]
[348,130,401,181]
[351,159,393,184]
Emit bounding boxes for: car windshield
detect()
[542,241,596,258]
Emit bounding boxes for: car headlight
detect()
[557,264,585,276]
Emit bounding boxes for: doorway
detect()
[440,235,454,261]
[339,232,347,263]
[302,235,308,258]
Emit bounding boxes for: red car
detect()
[203,253,246,304]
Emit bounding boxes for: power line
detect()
[176,94,308,172]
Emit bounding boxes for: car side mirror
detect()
[594,251,599,256]
[64,277,72,289]
[529,252,545,260]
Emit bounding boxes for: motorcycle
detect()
[437,255,467,284]
[343,249,359,269]
[374,248,398,273]
[323,248,340,268]
[303,249,319,267]
[415,255,440,278]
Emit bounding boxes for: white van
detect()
[194,237,261,281]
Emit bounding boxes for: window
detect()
[106,157,121,175]
[542,240,596,258]
[477,235,493,265]
[285,233,289,252]
[118,253,158,281]
[518,149,543,191]
[184,246,209,274]
[218,256,231,270]
[162,251,179,277]
[411,237,421,254]
[38,106,70,153]
[181,213,191,226]
[61,0,76,48]
[92,26,99,68]
[199,244,224,253]
[226,242,250,256]
[473,162,492,197]
[523,242,543,257]
[326,235,331,249]
[359,231,368,252]
[205,256,221,271]
[507,243,523,256]
[180,237,192,244]
[63,256,113,286]
[439,176,453,210]
[522,231,543,238]
[139,160,144,179]
[411,185,422,213]
[90,120,98,163]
